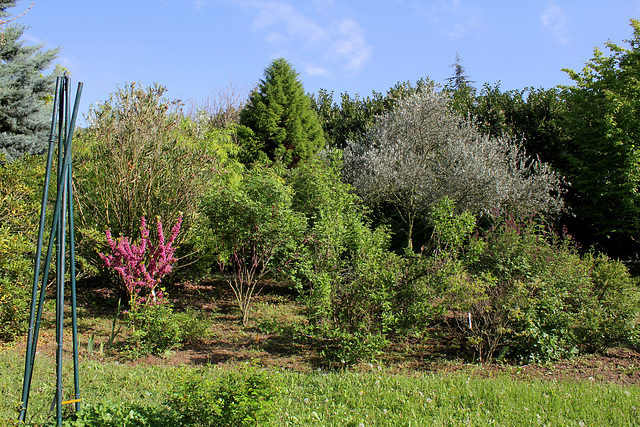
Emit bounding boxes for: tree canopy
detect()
[561,19,640,249]
[344,88,564,251]
[0,0,59,161]
[238,58,324,166]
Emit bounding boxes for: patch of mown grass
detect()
[277,368,640,426]
[2,348,639,426]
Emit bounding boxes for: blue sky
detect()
[14,0,640,120]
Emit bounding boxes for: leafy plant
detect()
[61,402,181,426]
[124,304,185,357]
[200,164,306,326]
[99,215,182,308]
[0,155,49,340]
[167,364,279,426]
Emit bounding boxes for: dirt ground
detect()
[7,278,640,388]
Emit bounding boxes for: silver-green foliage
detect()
[344,88,564,250]
[0,5,59,161]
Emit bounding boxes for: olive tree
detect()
[344,88,564,251]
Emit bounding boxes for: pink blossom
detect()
[99,215,182,308]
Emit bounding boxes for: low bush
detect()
[166,364,279,426]
[122,304,208,358]
[61,402,180,427]
[0,155,49,341]
[463,214,640,362]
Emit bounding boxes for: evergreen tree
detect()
[0,0,59,161]
[238,58,324,166]
[445,52,474,91]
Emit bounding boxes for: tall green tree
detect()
[0,0,59,161]
[455,83,567,170]
[562,20,640,252]
[238,58,324,166]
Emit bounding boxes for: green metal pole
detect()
[18,76,61,423]
[55,76,69,426]
[23,82,74,423]
[67,81,83,414]
[19,76,83,425]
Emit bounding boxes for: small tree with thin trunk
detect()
[200,164,306,326]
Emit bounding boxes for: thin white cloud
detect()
[186,0,207,9]
[305,63,331,77]
[541,3,569,44]
[417,0,482,40]
[233,0,372,76]
[21,32,44,45]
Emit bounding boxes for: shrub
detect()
[124,304,184,357]
[462,215,640,362]
[121,305,208,358]
[574,254,640,353]
[199,164,306,326]
[99,216,182,308]
[0,155,48,340]
[62,402,180,426]
[167,364,279,427]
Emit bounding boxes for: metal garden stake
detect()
[18,75,83,426]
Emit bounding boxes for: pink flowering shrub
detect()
[99,215,182,308]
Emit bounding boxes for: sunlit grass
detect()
[2,348,639,426]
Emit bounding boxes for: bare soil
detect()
[7,278,640,387]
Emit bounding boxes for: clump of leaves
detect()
[167,364,279,426]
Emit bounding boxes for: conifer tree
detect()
[239,58,324,166]
[0,0,59,161]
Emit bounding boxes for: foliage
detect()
[0,154,47,340]
[122,304,195,358]
[561,19,640,252]
[73,83,229,249]
[239,58,324,166]
[167,364,279,427]
[427,196,482,259]
[99,216,182,308]
[300,324,390,367]
[344,87,565,251]
[199,164,306,325]
[0,0,59,161]
[574,254,640,353]
[286,152,401,361]
[461,84,567,168]
[311,78,432,149]
[465,215,639,362]
[61,402,180,427]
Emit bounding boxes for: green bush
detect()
[0,155,49,340]
[123,305,208,357]
[574,254,640,353]
[464,215,640,362]
[167,364,279,427]
[289,153,403,342]
[61,402,181,427]
[199,163,306,326]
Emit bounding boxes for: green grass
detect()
[2,348,639,426]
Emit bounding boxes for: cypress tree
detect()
[239,58,324,166]
[0,0,59,161]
